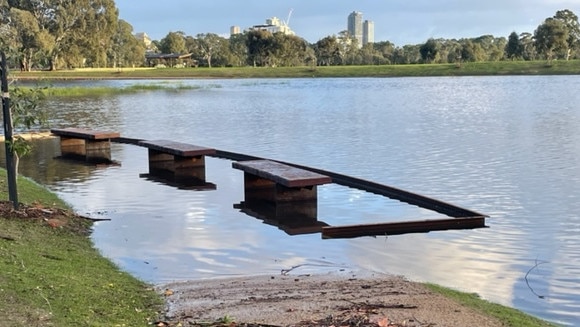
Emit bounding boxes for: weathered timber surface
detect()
[322,217,487,238]
[214,150,485,218]
[51,128,120,140]
[232,160,332,188]
[138,140,216,157]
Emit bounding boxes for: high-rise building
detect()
[230,26,241,36]
[347,11,363,46]
[363,20,374,45]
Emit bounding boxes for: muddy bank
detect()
[157,272,502,327]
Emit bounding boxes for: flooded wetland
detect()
[6,76,580,326]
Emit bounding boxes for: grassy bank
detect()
[0,170,162,326]
[11,60,580,81]
[425,284,558,326]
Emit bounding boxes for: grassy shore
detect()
[425,284,558,326]
[0,170,162,326]
[11,60,580,81]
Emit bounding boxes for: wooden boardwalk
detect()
[53,130,488,238]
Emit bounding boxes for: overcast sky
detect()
[115,0,579,45]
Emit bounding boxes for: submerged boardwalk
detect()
[50,129,487,238]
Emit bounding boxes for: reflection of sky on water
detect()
[5,76,580,325]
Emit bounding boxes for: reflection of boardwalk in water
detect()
[50,131,488,239]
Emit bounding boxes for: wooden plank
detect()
[138,140,216,157]
[322,216,487,239]
[232,160,332,188]
[51,128,120,140]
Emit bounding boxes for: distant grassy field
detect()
[11,60,580,80]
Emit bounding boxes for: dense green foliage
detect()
[0,2,579,70]
[0,170,162,326]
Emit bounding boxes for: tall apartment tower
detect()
[230,26,241,36]
[347,11,363,46]
[363,20,374,45]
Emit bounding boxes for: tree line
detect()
[1,1,579,71]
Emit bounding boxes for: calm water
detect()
[5,76,580,325]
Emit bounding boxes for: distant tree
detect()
[314,36,341,66]
[519,32,537,60]
[6,8,53,71]
[392,44,421,64]
[270,33,309,66]
[78,0,118,68]
[194,33,224,68]
[419,38,439,63]
[505,32,523,60]
[246,30,274,67]
[229,33,248,66]
[111,20,146,67]
[159,31,187,54]
[553,9,580,59]
[337,30,359,65]
[359,43,381,65]
[448,44,463,64]
[534,18,569,61]
[373,41,395,64]
[460,39,485,62]
[2,0,119,70]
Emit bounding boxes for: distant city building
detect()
[347,11,363,46]
[363,20,374,45]
[347,11,374,47]
[230,25,241,36]
[249,16,295,36]
[134,32,152,48]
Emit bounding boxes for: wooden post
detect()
[1,51,18,209]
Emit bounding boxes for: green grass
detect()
[425,283,559,327]
[11,60,580,81]
[42,82,220,97]
[0,170,162,326]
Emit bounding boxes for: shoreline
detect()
[157,272,506,326]
[10,61,580,81]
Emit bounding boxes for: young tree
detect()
[8,85,48,174]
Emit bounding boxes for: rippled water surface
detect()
[6,76,580,326]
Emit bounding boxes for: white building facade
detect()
[250,17,295,36]
[347,11,363,46]
[348,11,375,47]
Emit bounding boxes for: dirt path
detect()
[158,273,502,327]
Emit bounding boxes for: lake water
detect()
[5,76,580,326]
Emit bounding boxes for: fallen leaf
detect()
[377,317,390,327]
